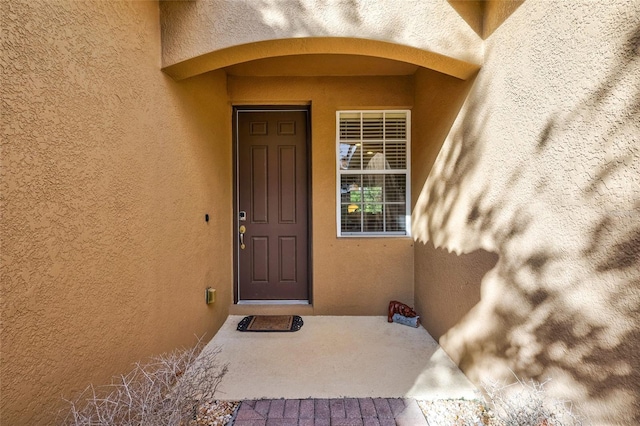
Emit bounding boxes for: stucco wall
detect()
[1,1,232,424]
[412,0,640,424]
[411,67,476,209]
[228,75,415,315]
[160,0,481,69]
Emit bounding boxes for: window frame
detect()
[335,109,411,238]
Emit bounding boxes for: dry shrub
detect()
[482,374,582,426]
[61,336,227,426]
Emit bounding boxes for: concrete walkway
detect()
[199,316,478,402]
[232,397,429,426]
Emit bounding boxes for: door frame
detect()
[232,105,313,304]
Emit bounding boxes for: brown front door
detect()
[236,109,309,301]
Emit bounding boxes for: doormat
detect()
[237,315,304,332]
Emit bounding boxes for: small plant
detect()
[61,336,228,426]
[481,373,582,426]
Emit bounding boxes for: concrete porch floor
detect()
[199,316,479,402]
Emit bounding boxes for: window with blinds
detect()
[336,110,411,236]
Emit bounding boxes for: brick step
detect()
[231,398,428,426]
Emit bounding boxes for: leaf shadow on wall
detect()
[251,0,393,40]
[413,24,640,423]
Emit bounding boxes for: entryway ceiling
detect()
[224,54,419,77]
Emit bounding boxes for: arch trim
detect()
[162,37,480,81]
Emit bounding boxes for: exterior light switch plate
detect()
[206,287,216,305]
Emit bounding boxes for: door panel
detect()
[251,146,268,223]
[237,110,309,301]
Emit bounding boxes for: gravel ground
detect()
[418,399,501,426]
[187,400,239,426]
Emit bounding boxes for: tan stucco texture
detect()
[412,1,640,424]
[1,1,232,424]
[160,0,482,71]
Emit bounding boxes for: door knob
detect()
[239,225,246,250]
